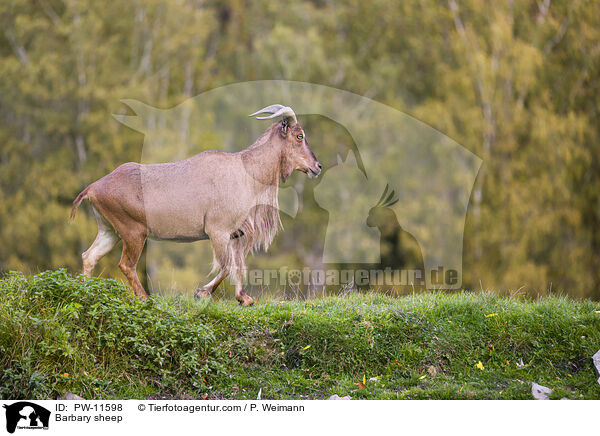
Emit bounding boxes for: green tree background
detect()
[0,0,598,299]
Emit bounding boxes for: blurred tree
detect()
[0,0,598,299]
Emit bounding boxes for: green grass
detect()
[1,269,599,400]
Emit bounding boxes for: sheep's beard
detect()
[211,184,281,279]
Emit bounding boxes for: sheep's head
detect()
[249,104,321,182]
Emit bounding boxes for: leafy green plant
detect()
[1,270,599,400]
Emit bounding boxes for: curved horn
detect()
[248,104,297,125]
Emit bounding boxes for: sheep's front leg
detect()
[203,229,253,306]
[231,242,253,306]
[233,276,254,306]
[194,269,227,298]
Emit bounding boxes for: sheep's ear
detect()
[280,119,289,137]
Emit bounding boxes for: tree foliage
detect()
[0,0,598,298]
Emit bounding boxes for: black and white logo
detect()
[2,402,50,434]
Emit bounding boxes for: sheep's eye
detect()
[297,134,304,141]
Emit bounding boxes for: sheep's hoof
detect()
[238,293,254,306]
[194,289,211,299]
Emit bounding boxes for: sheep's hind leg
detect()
[82,209,119,277]
[119,230,149,301]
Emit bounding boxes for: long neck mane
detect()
[236,124,284,254]
[239,124,283,186]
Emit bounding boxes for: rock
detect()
[593,349,600,385]
[531,383,552,400]
[327,394,352,400]
[60,392,84,400]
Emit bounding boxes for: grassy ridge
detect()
[1,270,599,400]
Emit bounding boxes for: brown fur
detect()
[71,119,320,305]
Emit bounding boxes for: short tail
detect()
[70,186,91,221]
